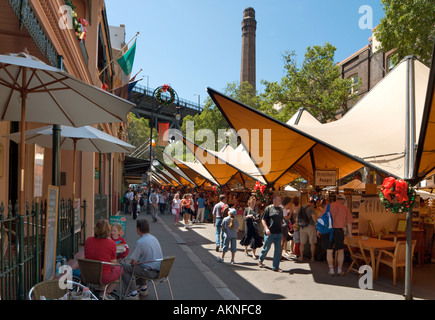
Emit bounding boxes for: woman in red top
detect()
[84,219,123,299]
[180,194,192,229]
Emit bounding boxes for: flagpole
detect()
[99,32,139,76]
[109,77,143,93]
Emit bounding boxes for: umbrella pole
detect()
[19,69,27,215]
[72,139,77,202]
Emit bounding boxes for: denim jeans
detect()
[215,218,224,247]
[259,233,282,270]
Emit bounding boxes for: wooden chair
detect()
[376,240,416,286]
[125,256,175,300]
[367,220,376,238]
[78,258,122,300]
[345,237,371,274]
[412,230,425,267]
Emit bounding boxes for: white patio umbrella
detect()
[4,125,135,201]
[0,52,135,211]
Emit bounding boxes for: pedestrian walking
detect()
[181,194,194,229]
[196,193,206,223]
[149,189,159,222]
[318,194,353,276]
[218,208,239,264]
[290,196,301,257]
[172,193,181,225]
[240,196,263,260]
[212,194,227,252]
[126,188,134,215]
[159,192,167,215]
[258,195,284,272]
[280,196,293,260]
[298,199,317,261]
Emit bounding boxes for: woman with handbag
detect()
[240,196,263,260]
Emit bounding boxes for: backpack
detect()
[297,205,309,227]
[139,196,145,206]
[316,204,334,242]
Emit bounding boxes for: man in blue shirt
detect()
[212,194,227,252]
[196,193,206,223]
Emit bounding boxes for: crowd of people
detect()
[81,185,352,300]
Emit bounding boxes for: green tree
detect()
[374,0,435,66]
[261,43,358,123]
[181,81,269,149]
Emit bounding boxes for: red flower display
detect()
[260,185,266,196]
[381,177,396,202]
[395,179,409,203]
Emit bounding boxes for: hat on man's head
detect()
[229,208,237,216]
[337,194,346,201]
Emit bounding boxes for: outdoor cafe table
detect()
[351,236,397,281]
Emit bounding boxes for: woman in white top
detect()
[172,193,182,225]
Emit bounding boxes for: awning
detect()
[413,43,435,184]
[292,57,430,181]
[163,151,219,186]
[155,158,197,187]
[178,134,269,187]
[207,88,376,187]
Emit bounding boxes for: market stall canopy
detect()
[153,166,182,187]
[163,151,219,186]
[206,144,268,185]
[206,89,378,188]
[338,179,366,191]
[292,57,430,181]
[413,45,435,184]
[287,107,322,126]
[155,158,197,187]
[176,133,269,187]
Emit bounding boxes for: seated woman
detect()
[84,219,123,300]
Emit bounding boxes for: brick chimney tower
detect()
[240,7,257,93]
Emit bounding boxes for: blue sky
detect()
[105,0,385,106]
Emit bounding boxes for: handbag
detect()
[172,208,177,215]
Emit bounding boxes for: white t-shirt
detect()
[172,198,181,209]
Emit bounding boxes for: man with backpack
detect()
[318,194,353,276]
[297,199,317,262]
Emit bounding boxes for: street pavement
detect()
[120,207,435,301]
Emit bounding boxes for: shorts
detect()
[299,224,317,244]
[222,235,237,253]
[321,228,345,250]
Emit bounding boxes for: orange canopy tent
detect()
[206,88,388,188]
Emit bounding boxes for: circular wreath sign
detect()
[156,84,176,106]
[379,177,417,213]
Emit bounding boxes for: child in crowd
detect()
[110,223,129,260]
[218,208,239,264]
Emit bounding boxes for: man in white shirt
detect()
[122,219,163,300]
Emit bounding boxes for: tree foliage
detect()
[261,43,358,123]
[374,0,435,66]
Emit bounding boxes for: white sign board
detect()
[315,170,337,186]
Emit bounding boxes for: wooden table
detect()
[351,236,396,281]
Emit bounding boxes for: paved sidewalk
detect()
[119,209,435,301]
